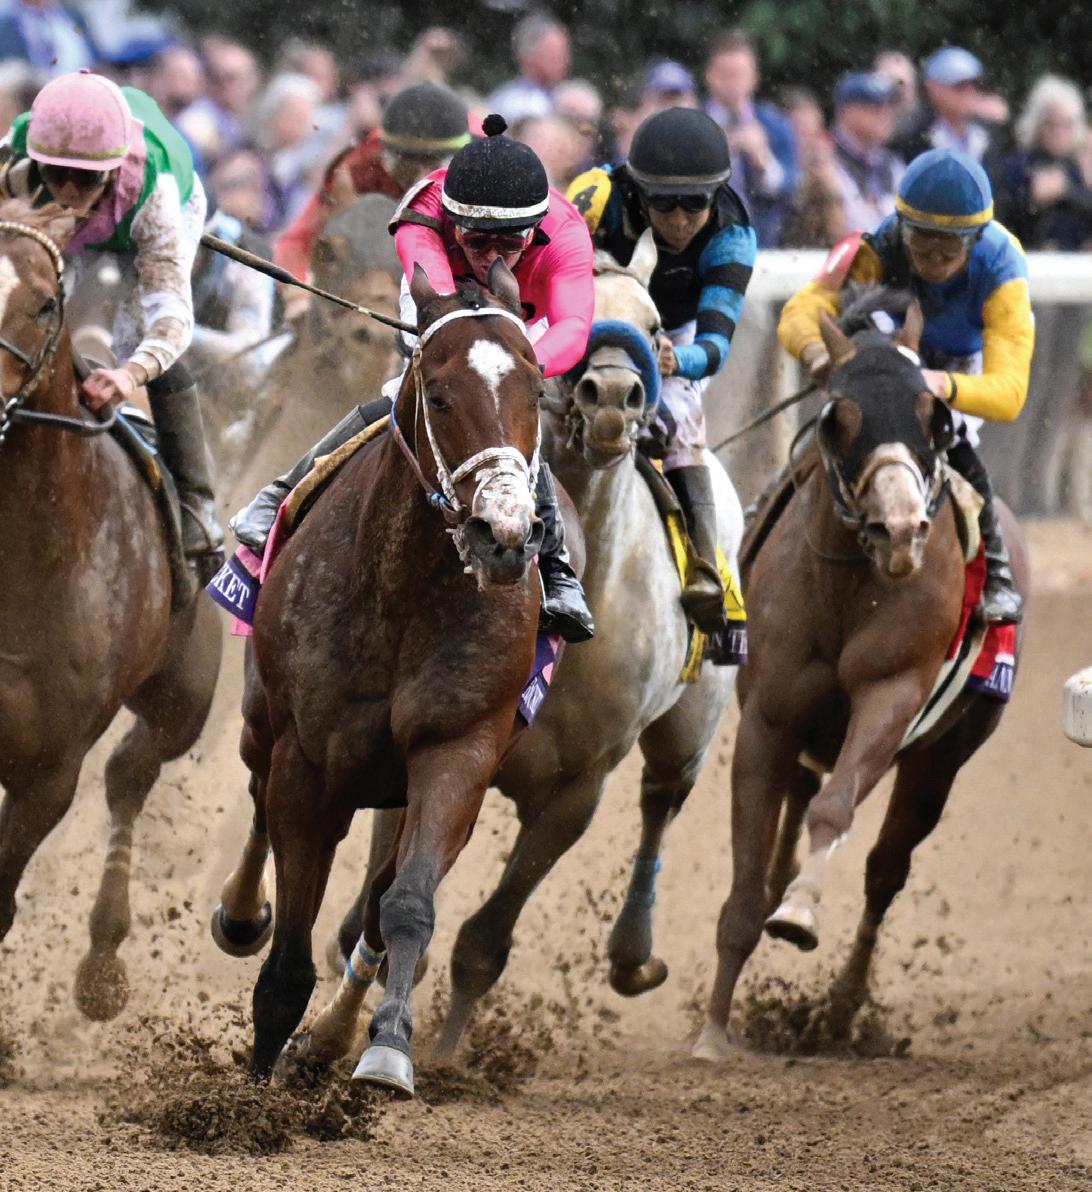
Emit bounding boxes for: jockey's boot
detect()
[148,366,224,584]
[230,399,388,555]
[535,463,595,643]
[947,441,1023,625]
[667,465,727,633]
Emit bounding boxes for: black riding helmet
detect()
[441,114,549,230]
[380,82,471,158]
[626,107,732,196]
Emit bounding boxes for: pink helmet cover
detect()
[27,70,133,171]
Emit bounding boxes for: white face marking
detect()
[467,338,515,407]
[0,256,20,326]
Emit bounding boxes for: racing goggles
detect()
[458,227,535,254]
[40,163,111,193]
[644,192,715,214]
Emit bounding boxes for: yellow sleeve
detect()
[947,277,1034,421]
[565,167,613,236]
[776,242,883,360]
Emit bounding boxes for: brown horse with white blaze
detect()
[694,297,1029,1059]
[0,204,221,1019]
[213,262,563,1094]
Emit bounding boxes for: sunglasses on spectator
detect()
[644,192,715,214]
[40,164,111,193]
[458,228,534,254]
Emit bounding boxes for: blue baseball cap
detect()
[923,47,983,86]
[643,60,696,97]
[833,72,898,107]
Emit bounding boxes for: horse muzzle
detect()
[573,367,645,468]
[462,512,544,586]
[862,516,931,578]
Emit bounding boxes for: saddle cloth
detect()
[205,415,561,726]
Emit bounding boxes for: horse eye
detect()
[36,297,56,321]
[427,391,450,412]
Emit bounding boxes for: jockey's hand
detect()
[801,341,831,384]
[921,368,953,401]
[657,335,678,377]
[81,366,140,411]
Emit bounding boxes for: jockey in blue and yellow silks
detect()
[778,147,1033,624]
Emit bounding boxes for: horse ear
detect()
[409,263,439,329]
[486,256,522,316]
[818,309,855,369]
[897,301,924,354]
[628,228,658,289]
[817,397,862,458]
[916,391,954,452]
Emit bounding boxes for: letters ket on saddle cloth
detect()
[206,419,750,717]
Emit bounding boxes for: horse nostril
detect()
[625,381,644,410]
[917,519,930,536]
[575,376,599,406]
[865,522,891,541]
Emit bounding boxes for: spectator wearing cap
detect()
[0,0,94,76]
[890,46,1004,167]
[827,72,904,235]
[274,81,470,312]
[488,13,571,125]
[703,28,796,246]
[640,60,698,115]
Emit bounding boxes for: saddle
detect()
[108,407,193,609]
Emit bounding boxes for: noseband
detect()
[389,305,541,528]
[0,220,115,446]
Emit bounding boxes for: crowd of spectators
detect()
[1,3,1091,256]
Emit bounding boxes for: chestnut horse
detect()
[694,297,1029,1060]
[0,205,221,1020]
[213,263,560,1094]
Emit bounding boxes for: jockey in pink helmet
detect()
[231,116,597,642]
[0,69,222,574]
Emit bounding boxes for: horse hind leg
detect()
[211,774,273,958]
[826,703,1000,1039]
[0,755,83,942]
[74,686,209,1020]
[436,765,608,1061]
[765,764,821,914]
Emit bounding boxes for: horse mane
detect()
[0,198,74,248]
[838,283,913,338]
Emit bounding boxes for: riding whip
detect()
[200,233,418,334]
[710,381,817,452]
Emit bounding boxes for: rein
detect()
[0,221,114,446]
[388,305,541,534]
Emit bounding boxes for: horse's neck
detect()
[549,447,644,582]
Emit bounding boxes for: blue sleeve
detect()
[0,17,28,60]
[673,223,757,380]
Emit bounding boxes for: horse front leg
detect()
[765,674,926,953]
[354,728,503,1096]
[0,753,83,942]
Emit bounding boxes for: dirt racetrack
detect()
[1,520,1090,1191]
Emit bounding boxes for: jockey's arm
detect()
[942,277,1033,421]
[126,173,204,381]
[673,223,757,380]
[394,178,459,297]
[777,238,883,362]
[533,214,595,377]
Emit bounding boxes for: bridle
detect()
[388,304,541,537]
[0,220,116,446]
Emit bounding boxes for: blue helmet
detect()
[895,148,993,234]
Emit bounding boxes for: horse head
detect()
[400,258,545,587]
[815,292,953,578]
[0,200,71,431]
[551,230,662,468]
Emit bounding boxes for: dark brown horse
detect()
[0,204,221,1020]
[694,299,1030,1060]
[212,263,562,1094]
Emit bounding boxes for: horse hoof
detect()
[765,901,819,951]
[351,1044,415,1097]
[691,1019,734,1063]
[609,956,668,997]
[210,902,272,958]
[74,952,129,1021]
